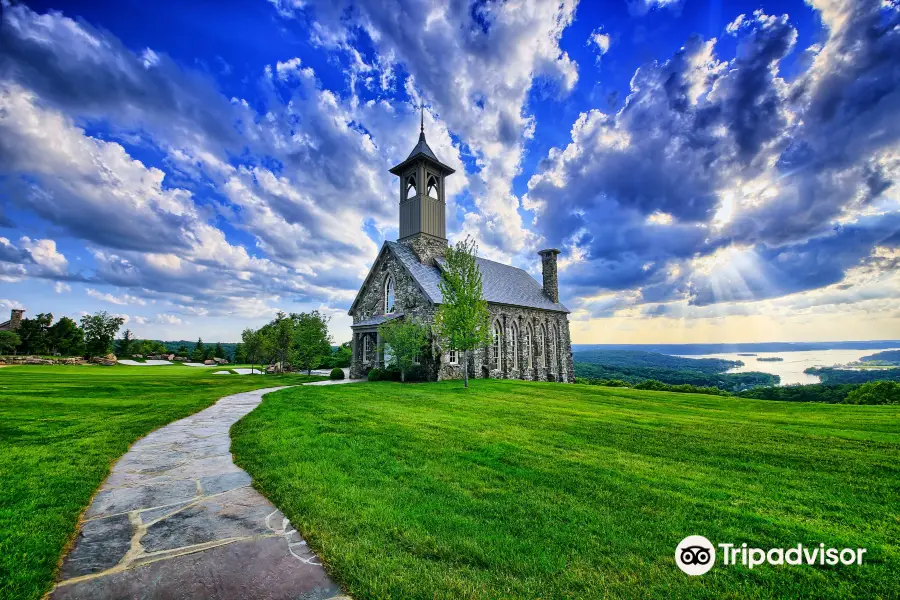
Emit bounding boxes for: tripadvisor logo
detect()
[675,536,867,575]
[676,535,716,575]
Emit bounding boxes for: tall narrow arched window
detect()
[524,324,533,369]
[511,322,519,371]
[540,324,548,368]
[384,274,396,314]
[405,174,417,199]
[426,174,439,198]
[492,320,502,369]
[552,324,560,373]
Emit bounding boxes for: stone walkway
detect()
[51,385,356,600]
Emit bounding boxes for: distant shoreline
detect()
[572,341,900,356]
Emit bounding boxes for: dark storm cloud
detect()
[0,4,242,151]
[0,239,33,265]
[529,1,900,309]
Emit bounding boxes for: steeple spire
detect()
[389,101,455,245]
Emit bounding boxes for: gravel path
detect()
[51,386,353,600]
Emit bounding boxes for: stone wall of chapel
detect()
[350,250,438,379]
[399,233,448,266]
[435,304,574,383]
[350,249,575,383]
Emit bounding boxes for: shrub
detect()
[844,381,900,405]
[368,367,400,381]
[404,364,428,382]
[329,368,345,380]
[367,365,423,382]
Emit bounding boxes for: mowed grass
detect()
[232,380,900,599]
[0,364,322,600]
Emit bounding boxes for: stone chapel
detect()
[348,114,574,382]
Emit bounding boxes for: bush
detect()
[329,368,345,380]
[844,381,900,405]
[367,364,427,382]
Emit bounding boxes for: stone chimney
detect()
[537,249,561,303]
[1,309,24,331]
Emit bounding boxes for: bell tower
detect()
[389,107,455,262]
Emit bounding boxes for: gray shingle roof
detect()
[386,241,444,303]
[389,131,456,175]
[386,241,569,313]
[407,135,439,162]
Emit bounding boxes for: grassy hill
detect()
[232,379,899,599]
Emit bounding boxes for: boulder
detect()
[213,357,228,364]
[174,356,188,362]
[25,357,54,365]
[204,359,216,365]
[90,354,118,366]
[133,354,143,359]
[166,354,175,361]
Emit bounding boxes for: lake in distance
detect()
[674,348,900,385]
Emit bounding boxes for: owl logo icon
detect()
[676,535,716,575]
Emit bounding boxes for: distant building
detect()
[349,115,574,382]
[0,309,24,331]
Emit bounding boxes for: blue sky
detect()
[1,0,898,344]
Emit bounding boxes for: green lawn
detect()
[231,380,900,599]
[0,364,322,600]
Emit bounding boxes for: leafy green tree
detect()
[434,237,492,388]
[213,342,226,359]
[191,338,205,362]
[268,312,294,373]
[241,328,263,374]
[233,343,246,364]
[378,319,428,382]
[332,341,352,368]
[17,313,54,354]
[48,317,84,357]
[845,381,900,405]
[292,310,332,375]
[176,344,189,357]
[80,311,125,357]
[116,329,135,357]
[0,331,21,355]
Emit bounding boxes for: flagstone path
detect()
[51,384,360,599]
